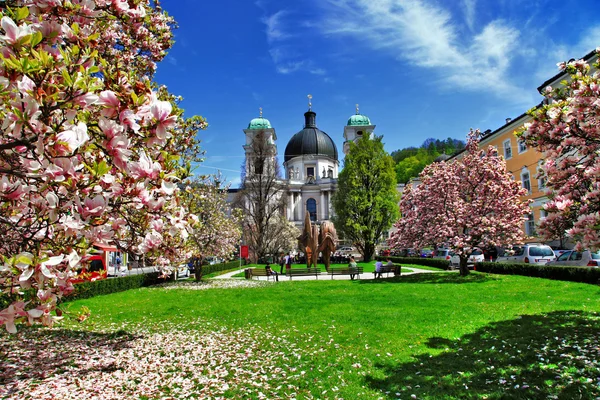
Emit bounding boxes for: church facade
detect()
[241,102,375,228]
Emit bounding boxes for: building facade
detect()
[241,103,375,228]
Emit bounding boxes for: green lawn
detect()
[2,272,599,399]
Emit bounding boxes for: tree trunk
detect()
[362,242,375,263]
[459,255,470,276]
[194,257,203,281]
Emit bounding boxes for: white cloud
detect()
[316,0,536,102]
[462,0,476,31]
[260,9,328,77]
[262,10,290,43]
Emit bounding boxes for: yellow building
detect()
[476,113,547,242]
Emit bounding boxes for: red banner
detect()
[240,245,249,258]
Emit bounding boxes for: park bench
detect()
[327,266,363,280]
[286,267,321,280]
[246,268,279,281]
[374,264,400,279]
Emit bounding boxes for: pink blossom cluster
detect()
[389,130,531,273]
[520,49,600,249]
[0,1,201,332]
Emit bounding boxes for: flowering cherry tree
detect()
[389,130,531,275]
[0,1,204,332]
[183,174,242,280]
[520,49,600,250]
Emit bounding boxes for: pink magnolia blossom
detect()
[0,0,202,334]
[389,130,531,275]
[521,48,600,249]
[0,17,32,45]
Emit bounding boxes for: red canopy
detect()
[93,243,119,252]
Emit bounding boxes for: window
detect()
[503,140,512,159]
[521,170,531,193]
[306,167,315,177]
[525,213,536,236]
[357,130,363,136]
[537,167,546,190]
[306,198,317,221]
[540,209,548,219]
[518,140,527,153]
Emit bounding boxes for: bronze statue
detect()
[298,212,338,270]
[298,211,319,268]
[317,220,338,271]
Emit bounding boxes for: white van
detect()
[497,244,556,265]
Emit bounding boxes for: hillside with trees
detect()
[392,138,466,183]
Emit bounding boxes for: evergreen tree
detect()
[332,133,399,262]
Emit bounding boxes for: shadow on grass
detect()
[358,272,498,285]
[366,310,600,399]
[0,328,140,390]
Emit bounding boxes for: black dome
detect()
[284,111,338,163]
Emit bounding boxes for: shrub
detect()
[476,262,600,284]
[62,272,164,303]
[375,256,451,270]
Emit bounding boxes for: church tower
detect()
[343,104,375,155]
[243,108,277,178]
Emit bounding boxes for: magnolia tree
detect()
[0,1,204,332]
[389,130,531,276]
[520,49,600,250]
[183,175,242,280]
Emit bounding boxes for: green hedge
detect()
[376,256,451,270]
[199,260,240,275]
[62,272,164,303]
[476,261,600,284]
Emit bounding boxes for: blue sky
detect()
[156,0,599,187]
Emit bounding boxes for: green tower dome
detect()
[347,113,371,126]
[248,117,272,130]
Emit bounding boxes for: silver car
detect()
[546,250,600,267]
[497,244,556,265]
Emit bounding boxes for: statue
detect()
[317,221,338,271]
[298,211,319,269]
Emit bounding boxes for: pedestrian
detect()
[279,253,285,274]
[348,256,358,280]
[285,252,293,273]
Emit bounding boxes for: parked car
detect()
[337,246,361,258]
[176,264,191,279]
[432,249,453,260]
[448,249,484,269]
[546,250,600,267]
[497,244,556,265]
[553,249,570,258]
[419,249,433,258]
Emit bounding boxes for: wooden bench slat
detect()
[327,266,363,280]
[286,267,321,280]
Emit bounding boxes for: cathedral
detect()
[241,97,375,227]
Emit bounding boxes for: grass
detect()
[3,272,600,399]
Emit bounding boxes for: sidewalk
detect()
[213,266,441,281]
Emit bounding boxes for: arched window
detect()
[306,198,317,221]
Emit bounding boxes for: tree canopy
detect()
[390,130,530,275]
[0,1,203,332]
[332,133,399,262]
[520,50,600,250]
[391,137,465,183]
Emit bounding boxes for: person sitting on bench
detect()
[348,256,358,280]
[265,263,279,281]
[375,259,384,278]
